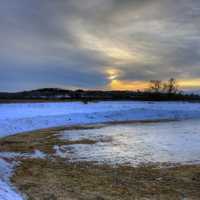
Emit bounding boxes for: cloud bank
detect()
[1,0,200,91]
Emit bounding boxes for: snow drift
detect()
[1,101,200,137]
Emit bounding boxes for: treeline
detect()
[148,78,179,94]
[0,79,200,102]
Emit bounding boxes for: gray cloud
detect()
[1,0,200,91]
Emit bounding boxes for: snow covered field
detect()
[1,101,200,200]
[1,101,200,137]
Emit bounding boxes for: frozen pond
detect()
[57,119,200,166]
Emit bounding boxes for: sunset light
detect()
[2,1,200,199]
[109,79,149,91]
[0,0,200,93]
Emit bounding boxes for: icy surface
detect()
[57,119,200,166]
[1,101,200,137]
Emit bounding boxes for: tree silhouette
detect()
[148,78,179,94]
[163,78,179,94]
[149,80,162,93]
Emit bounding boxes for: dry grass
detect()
[12,159,200,200]
[0,127,100,154]
[1,126,200,199]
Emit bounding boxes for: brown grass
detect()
[0,128,100,154]
[12,159,200,200]
[1,126,200,199]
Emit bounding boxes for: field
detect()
[1,101,200,137]
[1,101,200,199]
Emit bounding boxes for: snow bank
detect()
[0,151,46,200]
[0,180,23,200]
[1,101,200,137]
[0,156,23,200]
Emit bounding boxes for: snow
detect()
[1,101,200,137]
[54,145,70,159]
[0,151,46,161]
[0,151,46,200]
[0,155,22,200]
[0,180,23,200]
[1,101,200,199]
[57,119,200,166]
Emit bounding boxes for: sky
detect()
[1,0,200,92]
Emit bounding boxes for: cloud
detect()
[1,0,200,91]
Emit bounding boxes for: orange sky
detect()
[108,79,200,91]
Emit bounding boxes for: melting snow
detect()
[57,119,200,166]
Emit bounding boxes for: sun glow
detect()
[109,79,149,91]
[108,79,200,91]
[178,79,200,89]
[106,68,149,91]
[106,68,121,80]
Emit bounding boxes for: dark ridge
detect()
[0,88,200,103]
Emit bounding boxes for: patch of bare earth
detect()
[1,127,200,199]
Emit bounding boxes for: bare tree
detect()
[148,78,179,94]
[149,80,163,93]
[163,78,179,94]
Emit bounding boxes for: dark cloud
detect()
[0,0,200,91]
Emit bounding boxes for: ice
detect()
[57,119,200,166]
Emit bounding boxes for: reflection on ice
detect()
[58,119,200,166]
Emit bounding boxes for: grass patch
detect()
[11,158,200,200]
[0,126,100,154]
